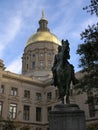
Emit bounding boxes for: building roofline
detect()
[2,70,51,87]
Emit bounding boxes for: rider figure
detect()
[62,39,78,85]
[51,40,78,87]
[51,45,62,86]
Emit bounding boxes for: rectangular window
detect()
[9,103,17,119]
[48,61,51,67]
[88,96,95,117]
[11,87,18,96]
[87,92,95,117]
[27,64,28,69]
[47,106,52,121]
[95,97,98,105]
[47,92,52,101]
[48,52,51,57]
[32,62,35,69]
[36,107,41,122]
[33,54,35,57]
[40,61,44,67]
[55,90,58,98]
[89,103,95,117]
[24,90,30,98]
[23,105,30,120]
[40,53,43,57]
[0,101,3,116]
[0,85,4,94]
[36,93,42,101]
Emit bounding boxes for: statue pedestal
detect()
[49,104,86,130]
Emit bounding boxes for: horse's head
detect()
[61,40,70,60]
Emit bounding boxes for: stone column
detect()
[49,104,86,130]
[44,48,47,69]
[35,49,39,70]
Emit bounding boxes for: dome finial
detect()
[41,9,46,19]
[42,9,45,18]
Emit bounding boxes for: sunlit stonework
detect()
[22,11,61,80]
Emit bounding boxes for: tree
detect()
[76,23,98,92]
[87,124,98,130]
[83,0,98,16]
[75,0,98,102]
[20,126,30,130]
[2,120,15,130]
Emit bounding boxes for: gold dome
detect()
[26,11,61,47]
[26,31,61,46]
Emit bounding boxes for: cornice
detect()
[2,70,51,87]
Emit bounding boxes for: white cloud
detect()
[81,16,98,29]
[17,0,44,18]
[48,0,86,40]
[71,16,98,39]
[0,0,97,74]
[6,55,22,74]
[0,15,22,57]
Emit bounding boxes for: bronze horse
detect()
[52,40,77,104]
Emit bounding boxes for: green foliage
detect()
[2,120,15,130]
[75,68,98,98]
[20,126,30,130]
[75,0,98,103]
[76,36,98,100]
[81,24,98,43]
[83,0,98,16]
[87,124,98,130]
[77,24,98,69]
[76,24,98,94]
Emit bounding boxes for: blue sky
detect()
[0,0,97,73]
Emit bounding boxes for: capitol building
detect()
[0,12,98,130]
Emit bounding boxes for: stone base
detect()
[49,104,86,130]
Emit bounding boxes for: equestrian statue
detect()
[51,39,78,104]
